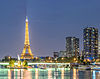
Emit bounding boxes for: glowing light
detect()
[62,58,64,60]
[74,58,76,61]
[36,57,38,59]
[26,16,28,22]
[49,57,51,60]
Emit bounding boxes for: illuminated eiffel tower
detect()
[21,17,34,59]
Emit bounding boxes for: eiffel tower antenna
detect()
[25,0,27,17]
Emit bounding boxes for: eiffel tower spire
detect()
[21,17,34,59]
[25,16,30,45]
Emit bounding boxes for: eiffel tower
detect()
[21,17,34,59]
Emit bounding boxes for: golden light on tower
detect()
[21,17,34,59]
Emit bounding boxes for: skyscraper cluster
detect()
[54,27,99,60]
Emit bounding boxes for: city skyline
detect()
[0,0,100,58]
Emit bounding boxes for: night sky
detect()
[0,0,100,58]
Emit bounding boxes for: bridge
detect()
[0,62,70,66]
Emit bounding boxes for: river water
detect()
[0,68,99,79]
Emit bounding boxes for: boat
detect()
[76,65,91,70]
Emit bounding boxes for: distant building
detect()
[66,37,79,58]
[53,52,59,58]
[98,35,100,57]
[2,56,11,61]
[82,50,85,57]
[2,56,17,62]
[83,27,98,59]
[59,51,67,57]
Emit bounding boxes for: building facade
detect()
[98,35,100,57]
[59,51,67,57]
[66,37,79,58]
[83,27,98,59]
[53,52,59,58]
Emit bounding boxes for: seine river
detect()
[0,68,99,79]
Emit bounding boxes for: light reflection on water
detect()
[0,68,100,79]
[48,69,52,79]
[35,69,38,79]
[61,69,64,79]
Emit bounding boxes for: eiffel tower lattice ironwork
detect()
[21,17,34,59]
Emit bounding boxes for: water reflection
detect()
[1,68,100,79]
[96,71,100,79]
[73,69,79,79]
[35,69,38,79]
[48,69,52,79]
[61,69,64,79]
[93,70,100,79]
[23,69,32,79]
[8,69,11,79]
[93,71,96,79]
[17,69,21,79]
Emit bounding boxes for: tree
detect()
[9,59,15,67]
[22,60,28,67]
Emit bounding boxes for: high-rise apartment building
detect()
[66,37,79,57]
[83,27,98,59]
[98,35,100,55]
